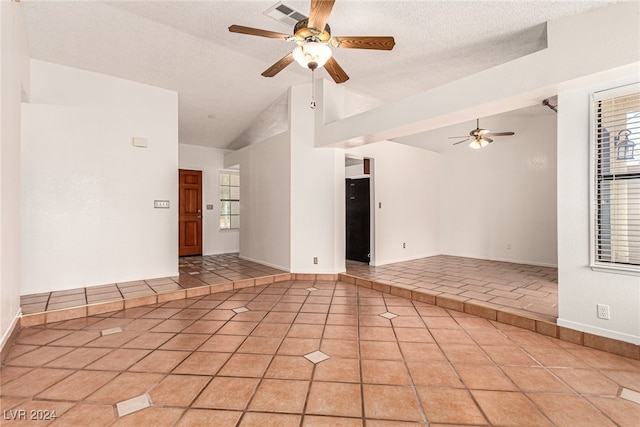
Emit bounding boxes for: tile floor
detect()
[20,254,286,315]
[2,278,640,426]
[20,254,558,326]
[346,256,558,322]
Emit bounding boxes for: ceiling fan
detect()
[450,119,515,149]
[228,0,395,84]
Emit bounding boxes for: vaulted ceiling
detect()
[21,0,615,149]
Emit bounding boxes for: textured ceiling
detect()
[395,103,557,153]
[21,0,615,149]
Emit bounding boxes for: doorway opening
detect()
[345,156,373,264]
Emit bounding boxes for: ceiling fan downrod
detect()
[310,68,316,109]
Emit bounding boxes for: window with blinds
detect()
[592,83,640,272]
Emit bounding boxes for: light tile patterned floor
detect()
[21,254,558,325]
[20,254,285,314]
[2,279,639,426]
[347,255,558,322]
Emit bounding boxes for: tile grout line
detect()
[417,299,512,425]
[501,330,627,427]
[184,280,296,425]
[391,296,431,425]
[355,281,366,426]
[464,325,558,427]
[298,279,331,427]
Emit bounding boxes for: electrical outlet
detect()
[507,242,512,249]
[597,304,610,320]
[403,242,406,249]
[313,257,318,265]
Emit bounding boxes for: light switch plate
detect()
[132,137,148,148]
[154,200,170,208]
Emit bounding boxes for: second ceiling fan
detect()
[450,119,515,149]
[228,0,395,84]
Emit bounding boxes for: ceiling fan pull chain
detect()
[310,68,316,109]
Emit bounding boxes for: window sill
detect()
[590,263,640,276]
[219,228,239,233]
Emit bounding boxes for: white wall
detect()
[225,132,291,271]
[21,60,179,294]
[439,114,558,266]
[178,143,239,255]
[1,1,29,348]
[346,141,441,266]
[345,162,365,178]
[557,75,640,345]
[223,83,346,274]
[290,84,345,274]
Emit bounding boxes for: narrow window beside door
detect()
[220,171,240,230]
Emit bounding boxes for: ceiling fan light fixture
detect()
[469,138,489,150]
[292,42,332,70]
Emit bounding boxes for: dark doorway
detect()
[346,178,370,263]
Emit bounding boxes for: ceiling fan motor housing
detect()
[228,0,395,84]
[294,18,331,41]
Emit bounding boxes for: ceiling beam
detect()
[315,1,640,148]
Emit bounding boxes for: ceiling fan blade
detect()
[332,36,395,50]
[324,57,349,84]
[308,0,335,33]
[261,53,294,77]
[229,25,290,40]
[483,137,494,143]
[486,132,515,137]
[448,136,469,139]
[452,139,468,145]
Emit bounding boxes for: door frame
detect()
[345,155,375,265]
[178,169,203,256]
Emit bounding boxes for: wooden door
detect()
[179,169,202,256]
[346,177,371,263]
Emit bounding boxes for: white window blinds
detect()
[592,83,640,271]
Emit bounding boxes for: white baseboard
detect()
[488,256,558,269]
[1,308,22,356]
[237,255,290,273]
[370,252,440,267]
[557,318,640,345]
[440,252,558,269]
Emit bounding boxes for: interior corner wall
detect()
[439,114,558,267]
[178,143,239,256]
[225,132,291,271]
[21,60,179,295]
[556,74,640,345]
[345,141,441,266]
[1,1,29,348]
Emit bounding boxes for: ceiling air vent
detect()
[264,2,307,27]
